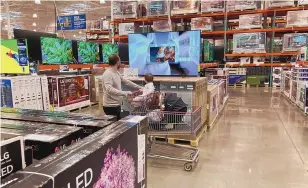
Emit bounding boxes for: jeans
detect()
[103,106,121,120]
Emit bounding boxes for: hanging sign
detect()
[57,14,86,30]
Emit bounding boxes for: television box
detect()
[233,32,266,54]
[239,14,262,29]
[47,75,90,111]
[1,39,30,74]
[0,133,25,180]
[228,75,246,84]
[113,1,137,19]
[171,0,199,15]
[119,23,135,36]
[282,33,308,52]
[287,10,308,27]
[147,0,168,16]
[273,38,283,52]
[152,20,172,32]
[201,0,224,13]
[203,40,214,62]
[299,0,308,5]
[191,17,213,31]
[40,37,73,64]
[1,120,146,188]
[128,31,201,76]
[207,85,218,128]
[77,41,99,64]
[1,119,84,160]
[102,43,119,63]
[267,0,294,8]
[227,0,257,12]
[1,112,115,137]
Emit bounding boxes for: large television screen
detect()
[77,41,99,63]
[102,43,119,63]
[41,37,73,64]
[1,39,29,74]
[128,31,201,76]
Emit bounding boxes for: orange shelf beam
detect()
[111,16,168,24]
[225,52,300,57]
[226,63,294,67]
[86,30,110,34]
[200,63,218,68]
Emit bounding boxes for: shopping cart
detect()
[124,91,200,171]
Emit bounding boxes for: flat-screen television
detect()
[102,43,119,63]
[1,39,29,74]
[128,31,201,76]
[41,37,73,64]
[118,43,129,63]
[14,29,57,63]
[77,41,99,63]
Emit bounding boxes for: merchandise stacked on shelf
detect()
[246,67,271,87]
[272,67,291,88]
[280,68,308,114]
[1,112,148,188]
[0,76,50,110]
[227,68,247,86]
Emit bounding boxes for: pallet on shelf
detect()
[247,84,269,88]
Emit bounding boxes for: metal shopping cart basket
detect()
[124,91,200,171]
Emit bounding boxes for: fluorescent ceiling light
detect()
[74,10,78,14]
[100,0,105,4]
[73,34,76,37]
[32,22,37,26]
[34,0,40,4]
[79,31,82,34]
[33,13,37,18]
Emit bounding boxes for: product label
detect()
[137,134,146,183]
[1,140,23,180]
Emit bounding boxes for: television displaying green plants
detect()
[77,41,99,63]
[102,43,119,63]
[41,37,73,64]
[203,40,213,62]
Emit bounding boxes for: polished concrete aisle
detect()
[147,88,308,188]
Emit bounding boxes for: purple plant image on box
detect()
[93,145,136,188]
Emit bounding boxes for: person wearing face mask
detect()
[102,54,143,120]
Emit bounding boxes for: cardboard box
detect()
[207,85,219,127]
[191,17,213,31]
[201,0,224,13]
[40,76,50,111]
[0,133,25,180]
[1,109,116,137]
[171,0,199,15]
[35,77,43,110]
[1,119,84,160]
[1,120,146,188]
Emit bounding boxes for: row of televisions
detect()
[9,29,129,65]
[9,29,222,65]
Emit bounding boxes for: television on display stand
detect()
[128,30,201,76]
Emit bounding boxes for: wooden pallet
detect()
[69,102,98,112]
[247,84,269,88]
[228,83,245,88]
[149,126,207,147]
[272,85,280,88]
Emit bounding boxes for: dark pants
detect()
[103,106,121,120]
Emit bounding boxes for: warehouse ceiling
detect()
[0,0,111,39]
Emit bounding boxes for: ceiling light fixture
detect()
[34,0,40,4]
[33,29,36,32]
[74,10,78,14]
[32,22,36,26]
[73,34,76,37]
[100,0,105,4]
[33,13,37,18]
[79,31,82,34]
[5,25,8,28]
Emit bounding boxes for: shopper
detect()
[132,73,155,107]
[102,54,143,120]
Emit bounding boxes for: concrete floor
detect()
[77,88,308,188]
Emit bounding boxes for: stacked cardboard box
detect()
[0,76,49,110]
